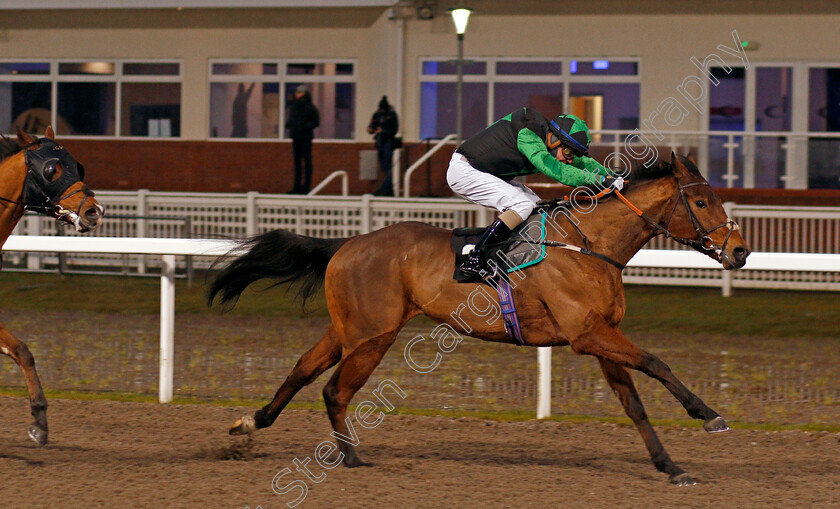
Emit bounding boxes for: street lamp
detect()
[449,7,472,144]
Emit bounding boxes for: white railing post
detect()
[26,215,42,270]
[246,191,258,236]
[722,135,739,188]
[137,189,149,274]
[721,201,736,297]
[477,207,495,227]
[159,254,176,403]
[392,148,402,197]
[361,193,373,234]
[537,347,552,419]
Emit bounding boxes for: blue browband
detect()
[549,120,588,155]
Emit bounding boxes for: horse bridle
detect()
[614,179,740,258]
[537,176,741,270]
[0,137,95,220]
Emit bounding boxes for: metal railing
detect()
[7,191,840,292]
[403,134,457,198]
[587,129,840,190]
[308,170,349,196]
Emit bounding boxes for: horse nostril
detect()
[84,207,101,221]
[733,247,750,262]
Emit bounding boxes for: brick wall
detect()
[61,138,840,205]
[63,138,459,197]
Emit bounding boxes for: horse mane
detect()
[0,134,22,163]
[626,155,702,186]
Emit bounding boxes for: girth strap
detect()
[494,277,525,346]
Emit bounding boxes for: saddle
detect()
[450,211,548,284]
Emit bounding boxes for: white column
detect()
[246,190,258,236]
[537,347,552,419]
[721,201,735,297]
[137,188,149,274]
[361,193,373,234]
[159,254,176,403]
[26,214,42,270]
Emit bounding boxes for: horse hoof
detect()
[344,458,373,468]
[229,415,257,435]
[704,416,730,433]
[670,473,697,486]
[28,425,48,446]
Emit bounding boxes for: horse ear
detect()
[670,151,690,177]
[686,152,697,164]
[45,125,55,140]
[15,125,36,147]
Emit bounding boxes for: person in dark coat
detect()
[367,96,400,196]
[285,85,320,194]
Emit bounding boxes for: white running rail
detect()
[5,236,840,414]
[3,236,240,404]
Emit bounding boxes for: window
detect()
[419,57,640,140]
[209,59,356,140]
[705,64,840,189]
[808,66,840,189]
[0,60,181,137]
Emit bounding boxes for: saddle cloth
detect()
[450,212,547,283]
[450,213,547,347]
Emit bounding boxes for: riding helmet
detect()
[548,114,591,156]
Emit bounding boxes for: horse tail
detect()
[207,229,350,309]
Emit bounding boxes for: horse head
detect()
[658,152,750,269]
[16,126,104,232]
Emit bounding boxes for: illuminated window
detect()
[420,57,640,139]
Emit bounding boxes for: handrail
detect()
[403,133,457,198]
[590,129,840,138]
[308,170,349,196]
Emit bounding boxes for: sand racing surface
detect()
[1,397,839,508]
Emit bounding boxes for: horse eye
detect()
[44,164,57,181]
[695,200,707,208]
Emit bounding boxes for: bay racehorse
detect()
[0,126,104,445]
[209,153,749,485]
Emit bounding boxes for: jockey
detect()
[447,108,624,278]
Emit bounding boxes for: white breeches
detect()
[446,152,541,222]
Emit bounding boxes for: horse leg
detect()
[0,324,48,445]
[230,325,343,435]
[322,332,397,468]
[572,318,728,433]
[597,358,696,485]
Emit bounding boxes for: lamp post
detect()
[449,7,472,145]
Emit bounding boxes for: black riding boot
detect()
[460,218,513,278]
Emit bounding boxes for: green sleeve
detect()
[516,128,604,187]
[570,154,611,178]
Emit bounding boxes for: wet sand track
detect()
[1,397,839,508]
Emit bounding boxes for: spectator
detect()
[367,96,400,196]
[285,85,320,194]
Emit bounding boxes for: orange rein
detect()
[562,186,645,217]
